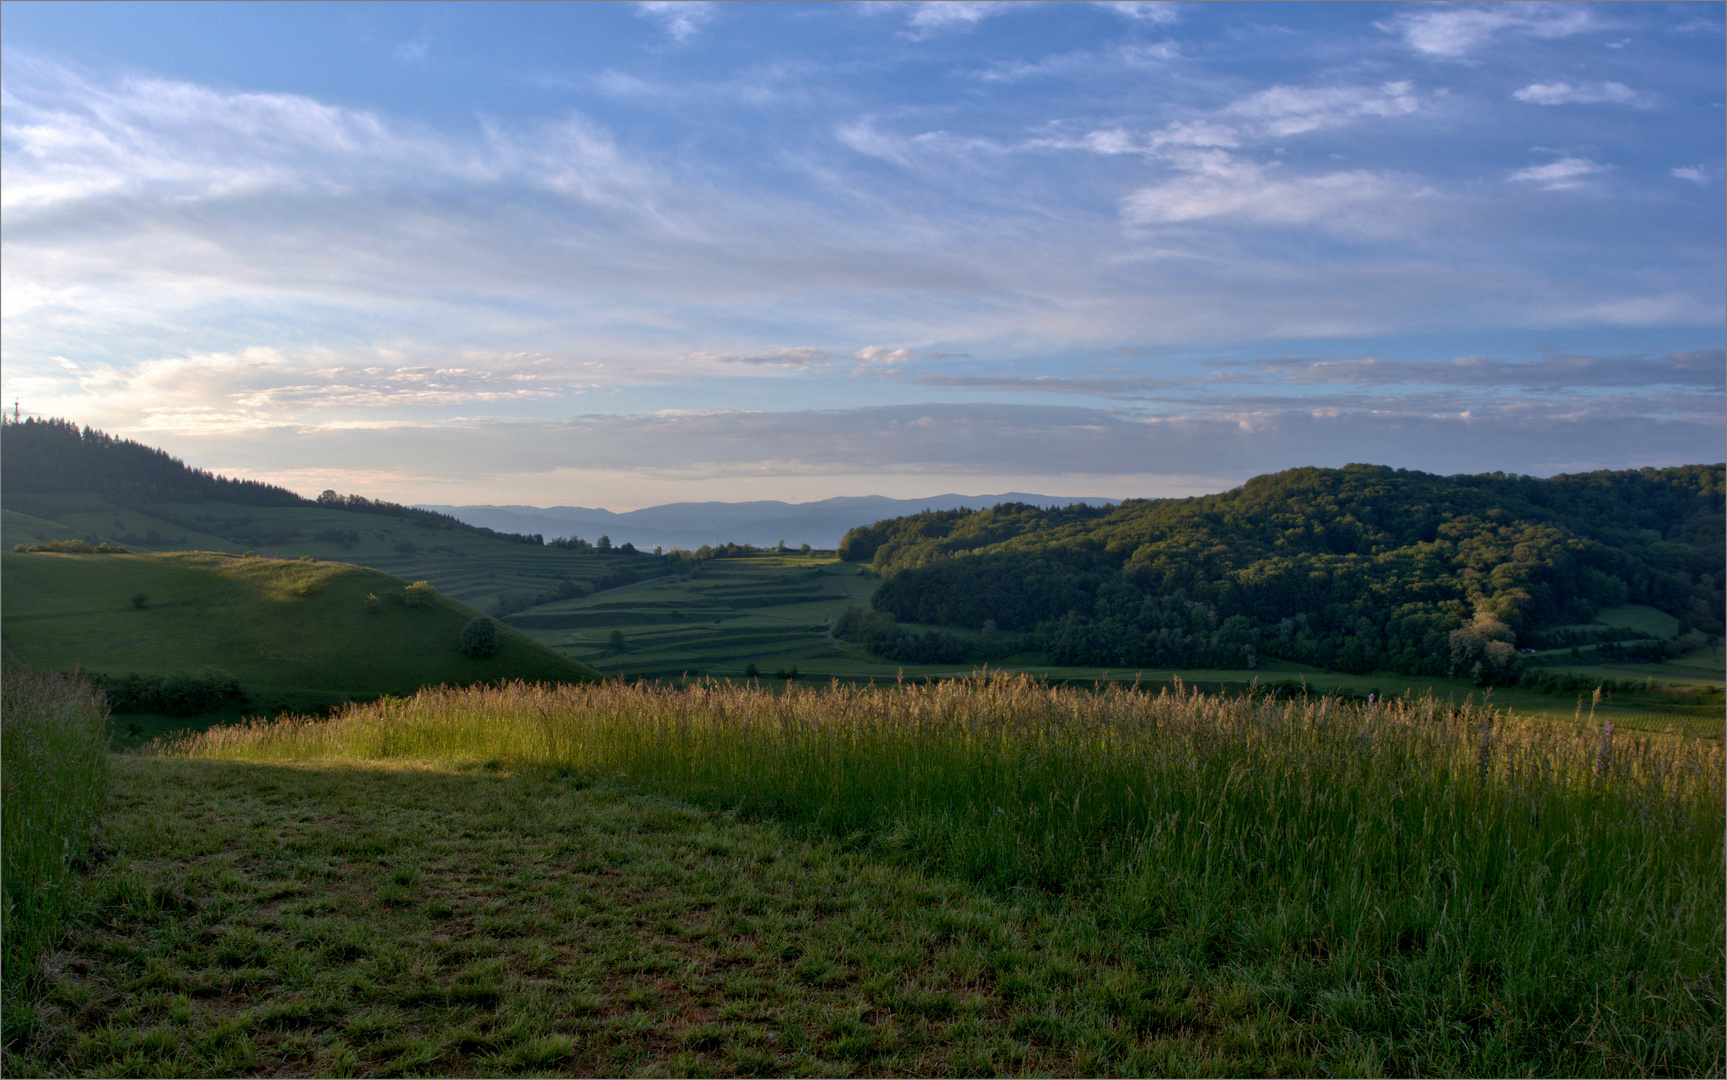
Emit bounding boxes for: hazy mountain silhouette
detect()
[416,494,1120,551]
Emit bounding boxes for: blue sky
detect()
[3,1,1722,508]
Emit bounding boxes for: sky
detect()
[2,1,1722,509]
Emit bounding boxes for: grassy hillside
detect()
[1,491,669,614]
[0,551,599,717]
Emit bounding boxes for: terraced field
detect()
[509,553,895,678]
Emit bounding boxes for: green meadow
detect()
[5,673,1720,1077]
[1,550,597,740]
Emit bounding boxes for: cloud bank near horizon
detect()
[2,2,1720,506]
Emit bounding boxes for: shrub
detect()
[131,592,148,609]
[100,670,244,716]
[12,539,125,555]
[363,592,383,615]
[403,581,438,608]
[460,617,500,659]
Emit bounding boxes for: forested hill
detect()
[2,417,307,506]
[0,418,543,543]
[842,463,1725,677]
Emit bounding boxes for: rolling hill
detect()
[0,418,674,613]
[1,549,600,714]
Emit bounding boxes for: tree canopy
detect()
[842,463,1724,679]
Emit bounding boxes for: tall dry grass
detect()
[2,665,110,990]
[164,674,1724,1074]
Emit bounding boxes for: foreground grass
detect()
[1,665,110,1026]
[9,756,1279,1078]
[152,676,1725,1076]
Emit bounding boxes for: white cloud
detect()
[1513,81,1654,107]
[633,1,716,44]
[1382,4,1599,60]
[1095,2,1180,24]
[1507,156,1606,190]
[1225,81,1423,136]
[1122,152,1418,233]
[833,119,914,166]
[904,1,1011,38]
[975,41,1179,82]
[1672,165,1710,183]
[854,346,916,363]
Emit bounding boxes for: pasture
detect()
[0,551,597,726]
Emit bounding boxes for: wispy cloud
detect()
[974,41,1179,82]
[692,347,831,367]
[633,1,716,44]
[1382,3,1600,60]
[1240,348,1726,390]
[1095,2,1179,25]
[1508,155,1607,191]
[1513,81,1654,108]
[1224,81,1423,137]
[903,2,1014,39]
[1121,154,1423,233]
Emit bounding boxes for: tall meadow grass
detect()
[2,666,110,990]
[166,674,1724,1074]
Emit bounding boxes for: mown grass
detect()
[159,675,1725,1076]
[11,757,1301,1077]
[2,666,110,1044]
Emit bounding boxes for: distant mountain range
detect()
[415,494,1121,551]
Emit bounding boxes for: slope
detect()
[0,550,600,709]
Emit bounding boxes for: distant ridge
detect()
[417,494,1122,551]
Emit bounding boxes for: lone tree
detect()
[460,617,500,659]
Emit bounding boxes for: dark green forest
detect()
[1,418,542,545]
[841,463,1725,680]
